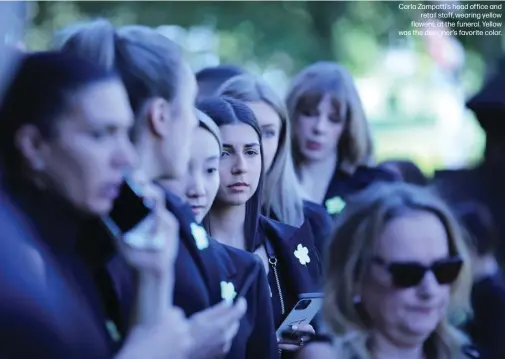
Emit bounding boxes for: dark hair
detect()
[378,159,427,186]
[195,65,245,99]
[454,202,497,256]
[0,50,117,173]
[197,96,263,251]
[57,20,185,142]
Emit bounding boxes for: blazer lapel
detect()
[260,217,320,294]
[164,191,224,305]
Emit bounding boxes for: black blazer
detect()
[259,216,322,327]
[0,180,118,359]
[323,165,400,218]
[210,239,279,359]
[302,200,333,258]
[268,200,333,262]
[163,190,225,316]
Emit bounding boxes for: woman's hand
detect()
[187,298,247,359]
[278,323,316,351]
[116,307,192,359]
[117,171,180,325]
[118,172,179,278]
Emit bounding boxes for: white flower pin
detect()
[294,244,311,266]
[191,223,209,250]
[325,196,346,215]
[220,281,237,303]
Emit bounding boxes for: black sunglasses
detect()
[372,256,463,288]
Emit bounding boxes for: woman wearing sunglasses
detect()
[323,182,477,359]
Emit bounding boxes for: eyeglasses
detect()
[372,256,463,289]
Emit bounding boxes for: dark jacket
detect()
[466,272,505,359]
[0,179,120,359]
[210,239,279,359]
[259,216,322,328]
[164,190,224,315]
[323,165,400,218]
[302,200,333,259]
[164,191,279,358]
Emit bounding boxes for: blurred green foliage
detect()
[27,1,504,74]
[24,1,504,172]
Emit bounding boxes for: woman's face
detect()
[216,123,262,206]
[246,101,281,173]
[32,80,136,216]
[361,210,457,346]
[293,93,345,163]
[161,63,198,179]
[158,127,221,223]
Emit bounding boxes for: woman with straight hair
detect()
[324,182,477,359]
[198,96,323,357]
[0,50,191,359]
[158,110,278,358]
[217,74,332,254]
[286,62,398,219]
[56,20,247,358]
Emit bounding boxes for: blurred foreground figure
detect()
[432,56,505,266]
[0,1,26,101]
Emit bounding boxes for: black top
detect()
[210,239,279,359]
[466,272,505,359]
[268,200,332,262]
[163,190,224,315]
[164,190,281,359]
[0,179,120,359]
[302,200,333,258]
[259,216,322,328]
[432,166,505,265]
[323,165,401,218]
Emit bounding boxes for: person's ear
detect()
[15,124,50,171]
[145,98,172,138]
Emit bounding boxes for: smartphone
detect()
[102,179,153,239]
[276,292,323,339]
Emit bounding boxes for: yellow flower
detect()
[220,281,237,303]
[294,244,310,266]
[191,223,209,250]
[325,196,346,215]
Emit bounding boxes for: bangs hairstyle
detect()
[54,19,185,143]
[197,96,264,252]
[217,74,304,227]
[286,61,374,173]
[0,51,116,174]
[323,182,472,359]
[196,109,222,151]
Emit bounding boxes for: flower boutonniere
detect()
[325,196,346,215]
[220,281,237,303]
[294,244,311,266]
[191,223,209,250]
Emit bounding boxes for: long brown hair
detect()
[286,62,373,174]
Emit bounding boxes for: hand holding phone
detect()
[276,293,323,351]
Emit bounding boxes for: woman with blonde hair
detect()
[217,74,332,254]
[323,182,476,359]
[286,62,398,219]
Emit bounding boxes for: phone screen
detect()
[102,180,152,238]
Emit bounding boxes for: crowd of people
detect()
[1,10,505,359]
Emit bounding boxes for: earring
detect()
[353,294,362,304]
